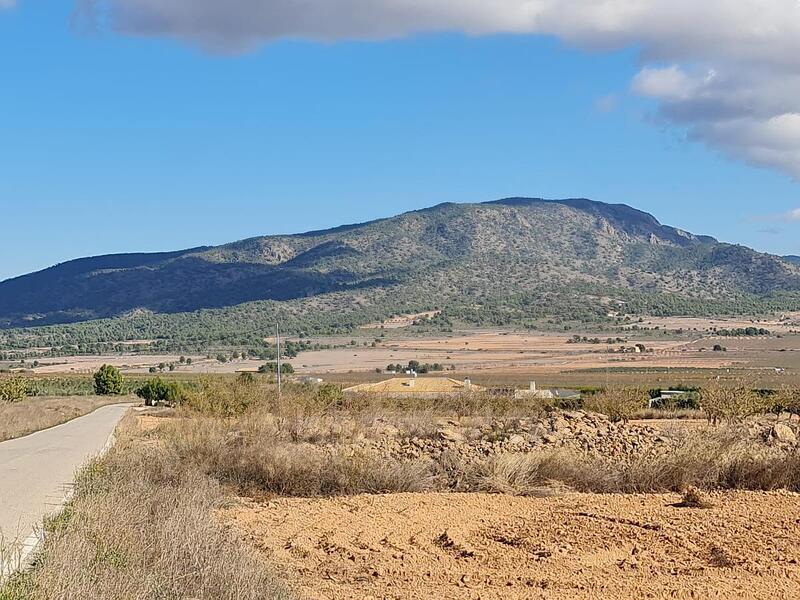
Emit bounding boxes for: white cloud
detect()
[784,208,800,222]
[73,0,800,179]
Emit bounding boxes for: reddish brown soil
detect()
[223,491,800,600]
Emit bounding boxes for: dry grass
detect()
[469,430,800,496]
[149,395,800,498]
[8,382,800,599]
[0,396,129,443]
[11,416,291,600]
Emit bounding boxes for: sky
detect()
[1,0,800,281]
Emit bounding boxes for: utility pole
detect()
[276,322,282,396]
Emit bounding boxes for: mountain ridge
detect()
[1,198,798,331]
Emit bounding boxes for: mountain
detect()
[785,255,800,265]
[1,198,799,338]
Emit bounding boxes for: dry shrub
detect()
[23,439,291,600]
[584,387,647,423]
[182,376,274,417]
[463,428,800,495]
[675,486,713,508]
[773,386,800,420]
[471,453,582,497]
[701,379,771,425]
[159,412,436,497]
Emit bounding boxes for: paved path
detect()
[0,404,132,569]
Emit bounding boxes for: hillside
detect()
[1,198,799,349]
[786,256,800,265]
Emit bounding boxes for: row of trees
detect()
[386,361,446,374]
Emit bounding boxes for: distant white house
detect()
[514,381,554,400]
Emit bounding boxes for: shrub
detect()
[773,386,800,420]
[701,380,770,425]
[182,376,269,417]
[136,378,185,407]
[93,365,125,396]
[258,363,295,374]
[0,375,29,403]
[237,372,256,386]
[314,383,344,406]
[584,387,647,423]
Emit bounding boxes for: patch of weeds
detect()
[43,504,75,535]
[93,543,128,570]
[0,572,35,600]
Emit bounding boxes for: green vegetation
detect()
[135,378,185,406]
[0,374,28,402]
[1,199,799,354]
[258,362,295,374]
[387,361,446,374]
[93,365,125,396]
[714,327,771,336]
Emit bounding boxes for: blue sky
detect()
[1,1,799,281]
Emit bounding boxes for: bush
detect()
[182,376,269,417]
[584,387,647,423]
[701,380,770,425]
[136,378,185,407]
[0,375,29,402]
[774,386,800,417]
[258,363,294,374]
[93,365,125,396]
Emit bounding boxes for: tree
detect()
[258,362,294,374]
[136,378,183,406]
[93,365,125,396]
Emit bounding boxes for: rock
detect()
[438,427,465,443]
[508,434,526,446]
[771,424,797,444]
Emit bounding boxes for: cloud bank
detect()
[73,0,800,180]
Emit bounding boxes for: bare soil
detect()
[223,490,800,600]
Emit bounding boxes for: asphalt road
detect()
[0,403,132,565]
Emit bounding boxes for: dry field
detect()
[0,396,129,443]
[17,316,800,390]
[8,379,800,600]
[224,490,800,600]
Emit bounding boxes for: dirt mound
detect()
[223,491,800,600]
[362,411,674,463]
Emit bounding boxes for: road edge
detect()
[7,404,134,576]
